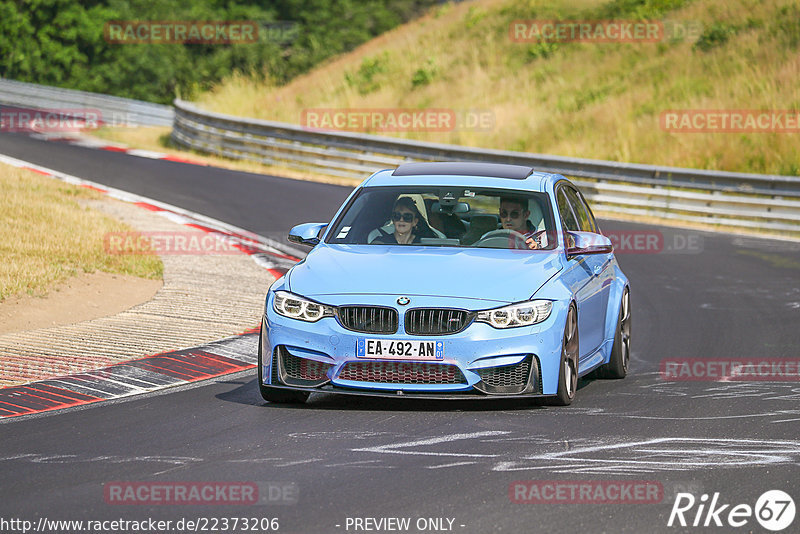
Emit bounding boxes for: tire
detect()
[545,304,578,406]
[597,288,631,379]
[257,325,309,404]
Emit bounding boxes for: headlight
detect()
[273,291,334,322]
[476,300,553,328]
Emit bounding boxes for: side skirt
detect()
[577,338,613,377]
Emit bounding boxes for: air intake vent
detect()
[274,347,332,387]
[282,352,332,382]
[338,361,466,385]
[271,349,280,384]
[474,355,539,395]
[337,306,398,334]
[405,308,472,335]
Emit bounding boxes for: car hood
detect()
[287,244,562,304]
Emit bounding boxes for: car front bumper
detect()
[261,294,569,398]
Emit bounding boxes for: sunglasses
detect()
[392,211,415,223]
[500,209,522,219]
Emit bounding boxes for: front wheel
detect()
[545,305,578,406]
[597,288,631,379]
[257,326,309,404]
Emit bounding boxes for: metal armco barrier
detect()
[172,99,800,235]
[2,77,798,236]
[0,78,173,127]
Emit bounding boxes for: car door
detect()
[566,186,613,356]
[571,186,613,314]
[556,184,606,361]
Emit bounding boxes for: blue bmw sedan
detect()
[259,162,630,406]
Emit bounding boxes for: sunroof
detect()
[391,162,535,180]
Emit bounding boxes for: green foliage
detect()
[411,57,437,88]
[556,84,614,112]
[693,22,738,52]
[527,41,559,61]
[780,162,800,176]
[345,53,390,95]
[770,5,800,48]
[464,6,487,29]
[267,0,438,84]
[434,2,453,19]
[592,0,692,20]
[0,0,439,104]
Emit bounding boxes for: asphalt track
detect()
[1,131,799,533]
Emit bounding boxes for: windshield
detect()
[325,186,556,250]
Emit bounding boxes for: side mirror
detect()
[566,231,613,258]
[288,223,328,247]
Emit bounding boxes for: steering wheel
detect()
[473,229,530,249]
[528,229,548,247]
[474,229,548,249]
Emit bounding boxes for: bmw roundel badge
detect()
[397,296,411,306]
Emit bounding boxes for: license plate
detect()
[357,339,445,360]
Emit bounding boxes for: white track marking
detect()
[323,460,385,468]
[126,149,168,159]
[227,458,284,463]
[3,453,202,465]
[81,373,149,392]
[275,458,322,467]
[427,461,478,469]
[352,431,510,458]
[492,437,800,474]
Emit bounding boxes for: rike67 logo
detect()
[668,490,795,531]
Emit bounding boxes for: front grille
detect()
[273,347,332,387]
[405,308,472,335]
[337,306,398,334]
[337,361,466,384]
[474,355,539,395]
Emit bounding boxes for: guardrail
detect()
[2,77,797,236]
[172,99,800,235]
[0,78,173,127]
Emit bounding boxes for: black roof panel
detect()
[391,162,535,180]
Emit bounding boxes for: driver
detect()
[498,197,544,250]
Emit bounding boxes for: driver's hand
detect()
[525,237,539,250]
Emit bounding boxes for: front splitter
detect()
[265,383,550,401]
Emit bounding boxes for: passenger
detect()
[498,196,545,249]
[371,197,433,245]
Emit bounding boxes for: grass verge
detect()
[0,163,163,301]
[192,0,799,176]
